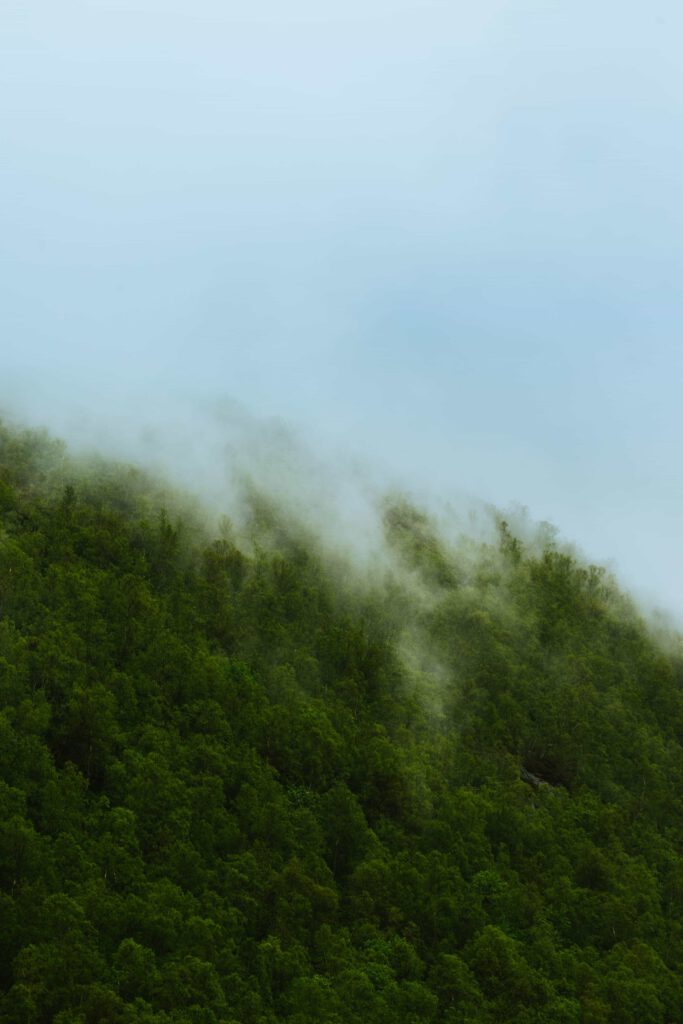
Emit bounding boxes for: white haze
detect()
[3,1,683,623]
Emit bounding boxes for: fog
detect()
[3,0,683,621]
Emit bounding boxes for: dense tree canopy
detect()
[1,419,682,1022]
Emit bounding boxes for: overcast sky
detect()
[2,1,683,618]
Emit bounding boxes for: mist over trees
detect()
[1,418,683,1023]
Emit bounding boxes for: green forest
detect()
[1,418,683,1024]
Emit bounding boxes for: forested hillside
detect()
[1,420,683,1023]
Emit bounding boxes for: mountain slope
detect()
[1,420,682,1024]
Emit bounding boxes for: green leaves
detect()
[1,420,683,1022]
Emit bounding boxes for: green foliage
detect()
[1,418,683,1021]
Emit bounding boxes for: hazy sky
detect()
[3,1,683,617]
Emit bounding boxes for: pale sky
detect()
[2,1,683,618]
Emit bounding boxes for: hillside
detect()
[1,419,683,1024]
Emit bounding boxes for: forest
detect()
[1,418,683,1023]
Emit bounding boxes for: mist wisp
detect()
[1,400,672,731]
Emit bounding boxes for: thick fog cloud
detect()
[2,0,683,619]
